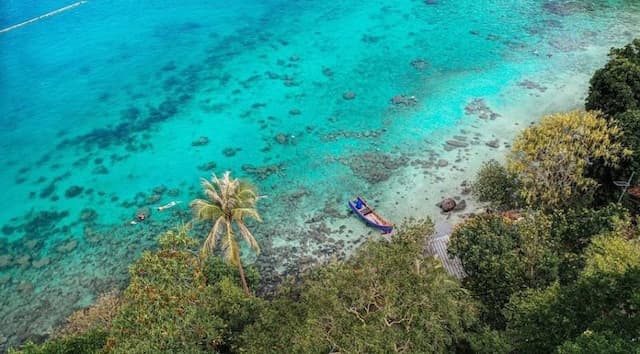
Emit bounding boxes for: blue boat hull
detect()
[348,196,393,233]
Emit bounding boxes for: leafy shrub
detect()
[556,331,639,354]
[203,256,260,292]
[616,110,640,173]
[586,38,640,117]
[106,227,261,353]
[504,233,640,353]
[448,213,559,328]
[550,204,629,282]
[472,160,521,210]
[10,329,108,354]
[507,110,629,209]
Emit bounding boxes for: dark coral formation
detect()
[464,98,501,120]
[197,161,217,171]
[64,186,84,198]
[191,136,209,146]
[340,152,410,183]
[518,79,548,92]
[321,128,387,142]
[241,163,286,181]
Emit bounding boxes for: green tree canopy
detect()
[472,159,522,211]
[586,38,640,117]
[548,205,629,282]
[504,225,640,353]
[107,226,262,353]
[240,220,481,353]
[615,109,640,175]
[448,213,559,328]
[507,110,629,209]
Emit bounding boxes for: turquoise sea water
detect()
[1,0,639,349]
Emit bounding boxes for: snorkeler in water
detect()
[157,200,182,211]
[130,212,147,225]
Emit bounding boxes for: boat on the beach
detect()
[348,196,394,233]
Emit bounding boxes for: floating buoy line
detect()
[0,1,87,34]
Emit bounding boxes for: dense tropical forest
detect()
[11,39,640,354]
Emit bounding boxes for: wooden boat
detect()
[348,196,394,233]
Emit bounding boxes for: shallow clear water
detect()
[1,0,639,348]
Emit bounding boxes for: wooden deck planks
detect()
[426,234,466,279]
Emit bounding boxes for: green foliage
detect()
[550,204,629,282]
[157,223,199,251]
[448,213,559,327]
[466,327,512,354]
[472,160,522,210]
[203,256,260,291]
[504,228,640,353]
[106,227,260,353]
[10,329,108,354]
[507,110,629,209]
[556,331,640,354]
[616,109,640,173]
[240,219,481,353]
[586,38,640,117]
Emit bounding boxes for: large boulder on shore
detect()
[437,198,457,212]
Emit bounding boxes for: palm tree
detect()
[190,171,262,295]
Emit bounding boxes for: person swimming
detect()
[130,212,147,225]
[157,200,182,211]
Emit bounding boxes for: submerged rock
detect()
[410,58,429,70]
[390,95,418,106]
[446,140,468,148]
[0,254,12,269]
[342,91,356,100]
[56,240,78,254]
[80,208,98,223]
[31,257,50,269]
[64,185,84,198]
[197,161,217,171]
[274,133,289,145]
[485,139,500,148]
[454,199,467,211]
[191,136,209,146]
[222,147,240,157]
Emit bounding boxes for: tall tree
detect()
[448,213,559,328]
[586,38,640,117]
[190,171,262,295]
[504,227,640,353]
[507,110,628,209]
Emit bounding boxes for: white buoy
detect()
[0,1,87,34]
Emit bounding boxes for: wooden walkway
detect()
[426,222,466,279]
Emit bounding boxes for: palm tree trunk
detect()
[237,260,251,296]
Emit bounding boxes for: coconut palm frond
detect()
[200,177,217,193]
[237,221,261,254]
[201,217,225,257]
[200,178,223,205]
[232,207,262,222]
[237,182,259,200]
[190,199,223,221]
[220,223,240,266]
